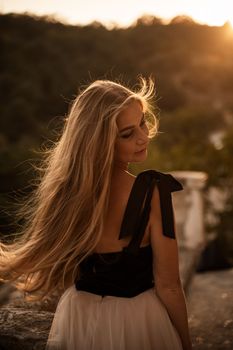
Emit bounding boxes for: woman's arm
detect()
[149,185,192,350]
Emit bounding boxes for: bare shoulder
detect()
[110,171,136,195]
[108,171,137,215]
[149,184,181,288]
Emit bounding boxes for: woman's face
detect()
[114,100,149,165]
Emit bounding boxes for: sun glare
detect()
[2,0,233,29]
[228,19,233,28]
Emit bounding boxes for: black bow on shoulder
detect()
[118,170,183,251]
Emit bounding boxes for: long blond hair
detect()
[0,77,158,300]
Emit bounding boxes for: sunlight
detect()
[228,18,233,28]
[2,0,233,29]
[224,19,233,38]
[192,4,233,27]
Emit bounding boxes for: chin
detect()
[132,150,148,162]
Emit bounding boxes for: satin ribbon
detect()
[118,170,183,254]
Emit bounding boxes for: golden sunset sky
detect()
[1,0,233,28]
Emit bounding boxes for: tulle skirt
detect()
[46,285,183,350]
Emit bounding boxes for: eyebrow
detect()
[119,113,145,133]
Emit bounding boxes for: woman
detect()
[0,78,192,349]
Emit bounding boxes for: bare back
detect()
[94,171,151,253]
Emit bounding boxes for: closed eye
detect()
[121,118,146,138]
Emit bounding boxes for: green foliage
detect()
[153,108,225,176]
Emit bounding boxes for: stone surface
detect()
[0,308,54,350]
[187,268,233,349]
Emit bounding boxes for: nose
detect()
[136,129,149,145]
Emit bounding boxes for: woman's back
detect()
[75,169,183,296]
[46,169,184,350]
[94,170,150,254]
[75,169,156,298]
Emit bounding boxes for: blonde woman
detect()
[0,78,192,350]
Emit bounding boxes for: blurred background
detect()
[0,1,233,347]
[1,0,233,263]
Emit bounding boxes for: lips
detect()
[135,148,146,154]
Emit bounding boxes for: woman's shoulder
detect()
[136,169,183,192]
[110,171,136,198]
[148,169,183,239]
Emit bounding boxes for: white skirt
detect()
[46,285,183,350]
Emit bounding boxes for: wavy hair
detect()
[0,77,158,300]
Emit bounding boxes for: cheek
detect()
[114,139,134,161]
[142,124,149,137]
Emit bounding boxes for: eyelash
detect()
[121,119,147,139]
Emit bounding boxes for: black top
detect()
[75,169,183,298]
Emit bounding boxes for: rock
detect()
[0,283,61,349]
[0,307,54,350]
[188,268,233,349]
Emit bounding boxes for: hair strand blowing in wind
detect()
[0,76,158,301]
